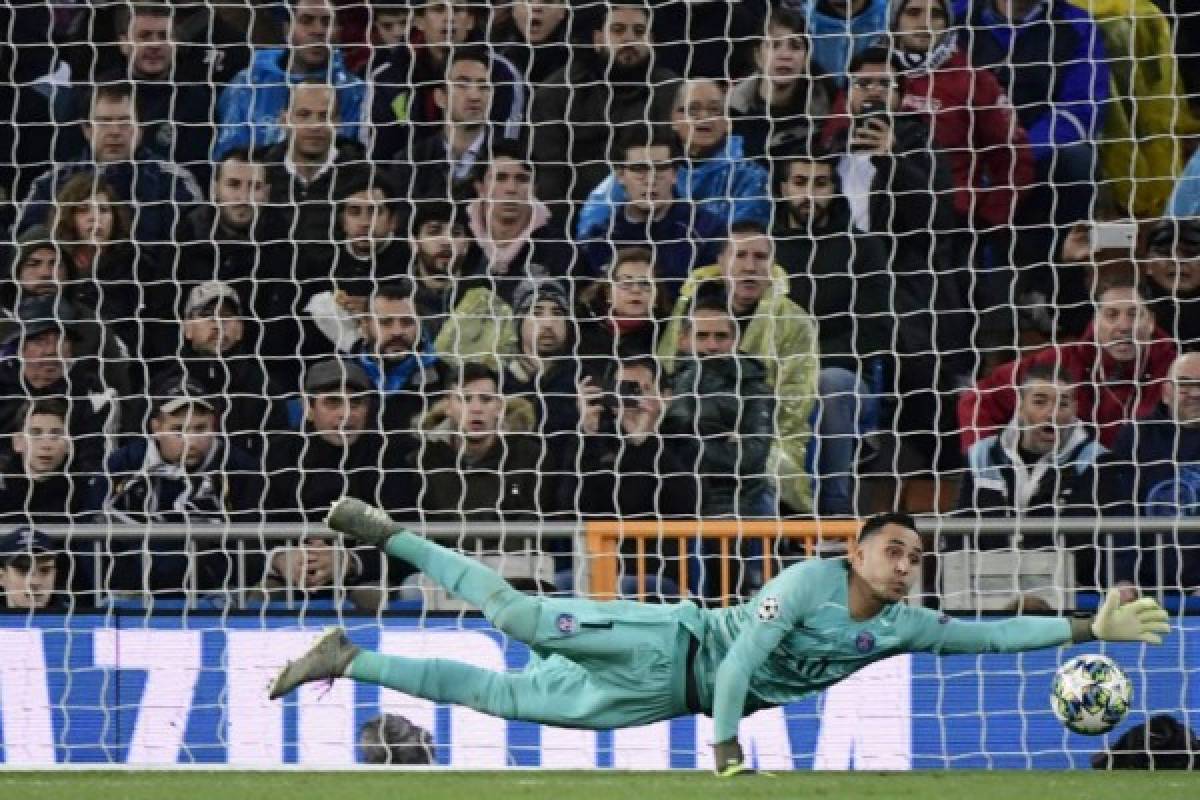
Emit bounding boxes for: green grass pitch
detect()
[3,771,1198,800]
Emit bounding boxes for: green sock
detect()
[347,651,518,719]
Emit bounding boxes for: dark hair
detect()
[1,552,57,575]
[21,397,69,425]
[1019,362,1074,388]
[114,0,172,37]
[618,355,668,389]
[847,46,906,96]
[685,281,733,324]
[770,140,838,197]
[858,512,919,542]
[603,0,651,19]
[847,46,895,76]
[409,200,466,235]
[610,124,682,165]
[728,220,770,238]
[217,147,257,169]
[371,278,416,306]
[450,360,500,391]
[85,82,135,119]
[761,6,807,39]
[445,44,492,81]
[337,168,400,226]
[475,137,535,182]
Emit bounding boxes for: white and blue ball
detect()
[1051,654,1132,735]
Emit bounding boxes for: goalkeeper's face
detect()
[852,523,922,603]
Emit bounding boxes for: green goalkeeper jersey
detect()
[691,557,1074,742]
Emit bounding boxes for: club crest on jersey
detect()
[555,613,578,635]
[757,596,781,622]
[855,631,876,653]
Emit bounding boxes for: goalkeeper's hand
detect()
[713,739,753,777]
[1091,588,1170,644]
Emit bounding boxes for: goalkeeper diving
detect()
[269,502,1170,776]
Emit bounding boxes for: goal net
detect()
[0,0,1197,769]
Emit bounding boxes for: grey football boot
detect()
[268,627,361,700]
[324,497,405,548]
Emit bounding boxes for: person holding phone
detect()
[821,45,968,471]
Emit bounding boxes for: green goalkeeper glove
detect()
[713,739,753,777]
[1090,589,1170,644]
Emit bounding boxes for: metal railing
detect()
[23,516,1200,609]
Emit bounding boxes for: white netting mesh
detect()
[0,0,1196,768]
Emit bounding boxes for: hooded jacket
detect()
[214,48,367,159]
[958,418,1104,519]
[414,278,518,368]
[958,322,1178,451]
[659,264,819,513]
[1098,406,1200,586]
[1070,0,1200,216]
[662,355,777,517]
[954,0,1109,160]
[575,135,771,235]
[895,34,1036,228]
[409,396,553,523]
[92,435,263,523]
[795,0,890,79]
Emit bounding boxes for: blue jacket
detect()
[17,150,201,243]
[792,0,888,80]
[577,200,726,291]
[353,345,440,395]
[575,135,769,238]
[1167,147,1200,217]
[214,48,367,159]
[955,0,1108,160]
[1099,407,1200,586]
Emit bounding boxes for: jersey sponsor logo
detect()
[757,596,781,622]
[855,631,876,653]
[555,613,578,635]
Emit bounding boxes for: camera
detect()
[596,380,644,434]
[852,100,888,148]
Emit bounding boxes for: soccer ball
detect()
[1050,654,1132,735]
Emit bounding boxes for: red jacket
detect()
[899,49,1035,229]
[958,324,1178,451]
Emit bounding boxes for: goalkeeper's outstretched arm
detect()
[903,588,1171,655]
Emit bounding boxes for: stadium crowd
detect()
[1,0,1200,610]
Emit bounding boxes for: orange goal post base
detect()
[583,519,863,605]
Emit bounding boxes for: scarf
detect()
[889,0,959,74]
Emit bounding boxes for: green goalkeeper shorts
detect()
[502,597,700,729]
